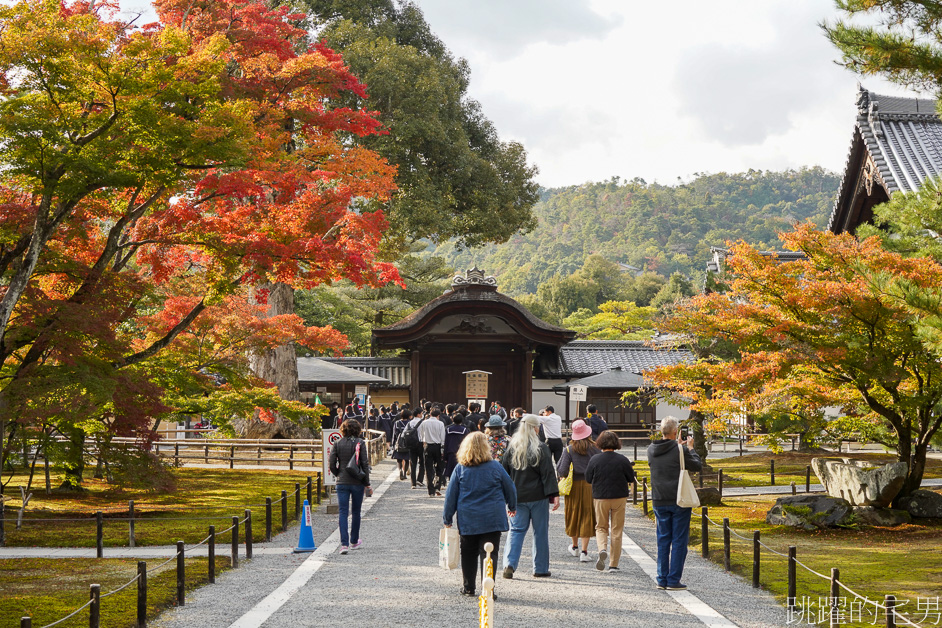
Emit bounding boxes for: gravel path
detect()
[147,458,789,628]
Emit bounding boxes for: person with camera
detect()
[646,416,701,590]
[328,418,372,555]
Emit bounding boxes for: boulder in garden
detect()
[766,495,853,531]
[811,457,907,507]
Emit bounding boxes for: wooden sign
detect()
[463,370,491,400]
[570,385,588,402]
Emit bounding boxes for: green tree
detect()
[562,301,656,340]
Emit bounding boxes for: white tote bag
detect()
[439,527,459,570]
[676,443,701,509]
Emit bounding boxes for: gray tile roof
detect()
[553,367,647,390]
[296,357,390,385]
[320,357,410,387]
[546,340,693,378]
[829,86,942,231]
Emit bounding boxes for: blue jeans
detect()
[503,499,550,574]
[653,504,692,586]
[336,484,364,547]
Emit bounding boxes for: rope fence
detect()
[698,507,926,628]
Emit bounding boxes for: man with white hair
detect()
[646,416,702,591]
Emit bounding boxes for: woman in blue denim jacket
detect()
[443,431,517,598]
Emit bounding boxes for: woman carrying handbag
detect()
[329,418,372,554]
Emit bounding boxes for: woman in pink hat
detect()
[556,419,601,563]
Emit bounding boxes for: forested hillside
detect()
[431,167,840,295]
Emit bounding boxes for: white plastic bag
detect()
[439,527,459,570]
[676,443,701,509]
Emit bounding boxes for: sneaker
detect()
[417,481,425,487]
[339,546,349,554]
[608,566,620,572]
[502,566,515,579]
[460,588,475,597]
[567,544,579,557]
[351,540,363,550]
[533,572,552,578]
[667,583,688,591]
[596,550,608,571]
[579,551,591,563]
[411,485,417,489]
[656,583,666,590]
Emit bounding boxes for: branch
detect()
[115,299,207,368]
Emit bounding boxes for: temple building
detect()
[300,268,690,430]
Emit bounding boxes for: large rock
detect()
[766,495,853,530]
[696,487,722,505]
[898,489,942,518]
[852,506,912,527]
[811,457,907,507]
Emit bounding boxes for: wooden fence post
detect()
[89,583,101,628]
[129,500,136,548]
[231,516,239,568]
[718,470,724,501]
[96,511,103,558]
[829,568,840,628]
[208,526,215,584]
[174,444,179,468]
[204,444,209,464]
[229,446,235,469]
[632,481,637,505]
[137,561,147,628]
[281,490,288,533]
[642,478,648,515]
[244,510,253,560]
[265,498,272,542]
[752,531,760,588]
[295,483,301,521]
[791,482,796,495]
[723,518,730,572]
[788,546,797,609]
[307,476,313,506]
[633,441,638,461]
[316,475,322,505]
[701,507,709,558]
[21,617,31,627]
[885,594,896,628]
[770,460,775,486]
[289,446,294,471]
[175,541,185,607]
[806,466,811,493]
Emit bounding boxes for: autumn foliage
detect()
[646,223,942,499]
[0,0,401,481]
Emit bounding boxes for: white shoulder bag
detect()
[676,442,700,508]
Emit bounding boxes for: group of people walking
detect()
[329,398,702,599]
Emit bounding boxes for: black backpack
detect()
[397,418,424,453]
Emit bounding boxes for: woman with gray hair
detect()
[647,416,702,590]
[500,414,560,579]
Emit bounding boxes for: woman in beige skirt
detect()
[556,419,601,563]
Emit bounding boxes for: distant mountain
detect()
[431,167,840,295]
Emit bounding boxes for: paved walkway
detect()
[138,459,788,628]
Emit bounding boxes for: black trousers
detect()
[459,530,502,594]
[409,446,425,486]
[424,443,444,494]
[546,438,564,464]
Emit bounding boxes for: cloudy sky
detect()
[410,0,922,188]
[119,0,924,189]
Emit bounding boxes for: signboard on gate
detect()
[464,370,491,400]
[322,429,342,486]
[570,385,588,402]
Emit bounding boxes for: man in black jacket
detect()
[647,416,702,591]
[585,404,608,439]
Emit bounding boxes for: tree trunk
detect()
[58,426,87,491]
[688,408,709,464]
[240,282,311,439]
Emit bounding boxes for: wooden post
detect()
[307,476,313,506]
[204,444,208,464]
[788,546,797,608]
[128,500,135,548]
[137,561,147,628]
[723,517,730,572]
[829,568,840,628]
[718,470,724,501]
[701,507,709,558]
[316,475,322,505]
[632,481,637,505]
[281,490,288,533]
[265,497,272,542]
[289,446,294,471]
[208,526,215,584]
[96,511,103,558]
[633,441,638,462]
[21,617,31,627]
[257,446,261,466]
[885,595,896,628]
[89,583,101,628]
[752,530,760,588]
[642,478,648,515]
[174,444,179,468]
[791,482,797,495]
[229,446,235,469]
[231,516,239,568]
[806,466,811,493]
[295,483,301,521]
[176,541,185,607]
[244,509,252,560]
[770,459,775,485]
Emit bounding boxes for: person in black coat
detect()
[443,412,470,481]
[328,419,371,553]
[585,430,636,572]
